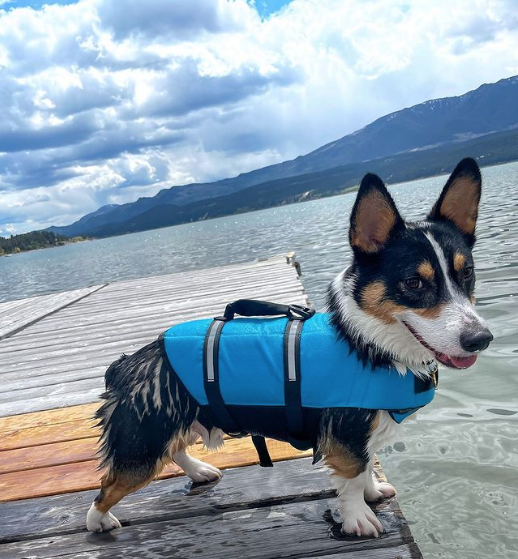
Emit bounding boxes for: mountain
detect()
[81,128,518,237]
[49,75,518,238]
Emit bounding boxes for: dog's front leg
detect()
[326,448,384,537]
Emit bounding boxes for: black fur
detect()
[96,340,199,474]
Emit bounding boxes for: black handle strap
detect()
[219,299,314,322]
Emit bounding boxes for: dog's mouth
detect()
[402,322,477,369]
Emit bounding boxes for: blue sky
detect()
[0,0,517,235]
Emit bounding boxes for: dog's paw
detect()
[185,458,222,483]
[86,504,122,533]
[341,500,384,538]
[364,481,397,502]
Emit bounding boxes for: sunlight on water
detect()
[1,161,517,558]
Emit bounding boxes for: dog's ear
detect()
[349,173,404,254]
[428,158,481,246]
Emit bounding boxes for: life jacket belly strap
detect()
[203,317,247,437]
[202,315,312,465]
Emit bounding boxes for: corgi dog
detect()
[86,157,492,537]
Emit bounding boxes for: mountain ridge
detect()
[48,75,518,238]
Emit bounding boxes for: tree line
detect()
[0,230,75,255]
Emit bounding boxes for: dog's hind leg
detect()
[86,465,160,533]
[172,422,224,483]
[172,450,222,483]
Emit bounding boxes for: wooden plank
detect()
[0,418,99,451]
[0,285,105,340]
[296,544,423,558]
[0,438,311,502]
[0,458,416,559]
[0,458,369,543]
[0,255,309,416]
[0,404,98,433]
[0,288,304,366]
[0,495,412,559]
[0,390,114,417]
[0,285,304,352]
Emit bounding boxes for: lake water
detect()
[1,162,518,558]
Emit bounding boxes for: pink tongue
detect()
[449,354,478,369]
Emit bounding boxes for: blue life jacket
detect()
[159,301,437,462]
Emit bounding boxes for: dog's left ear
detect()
[349,173,404,254]
[428,158,481,246]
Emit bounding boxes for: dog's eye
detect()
[463,267,474,280]
[405,277,423,289]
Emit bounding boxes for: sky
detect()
[1,0,518,235]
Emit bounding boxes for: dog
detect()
[86,157,492,537]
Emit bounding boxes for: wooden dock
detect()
[0,254,423,558]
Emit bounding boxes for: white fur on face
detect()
[398,232,488,358]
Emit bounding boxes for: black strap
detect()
[283,318,306,448]
[203,318,247,437]
[252,435,273,467]
[220,299,314,322]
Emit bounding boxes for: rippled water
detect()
[2,162,517,558]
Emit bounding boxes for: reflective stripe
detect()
[206,319,225,382]
[286,319,302,381]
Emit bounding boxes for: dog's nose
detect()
[460,328,494,352]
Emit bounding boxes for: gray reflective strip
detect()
[287,320,302,382]
[206,320,224,382]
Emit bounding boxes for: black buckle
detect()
[288,305,315,320]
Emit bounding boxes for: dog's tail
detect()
[94,340,198,472]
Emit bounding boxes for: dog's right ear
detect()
[349,173,404,254]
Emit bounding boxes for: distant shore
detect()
[0,233,89,257]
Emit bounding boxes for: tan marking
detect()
[453,253,466,272]
[438,176,479,235]
[324,444,364,479]
[361,281,445,321]
[417,261,434,280]
[360,281,404,324]
[351,190,397,253]
[95,462,164,513]
[470,294,476,304]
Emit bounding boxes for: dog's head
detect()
[329,158,493,371]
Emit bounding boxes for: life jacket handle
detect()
[219,299,315,322]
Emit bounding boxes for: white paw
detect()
[341,499,384,538]
[365,481,397,502]
[185,458,222,483]
[86,504,122,533]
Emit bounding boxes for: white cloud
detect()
[0,0,518,234]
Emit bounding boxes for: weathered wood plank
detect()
[0,289,305,368]
[0,418,99,451]
[0,286,105,340]
[0,403,98,433]
[0,287,304,355]
[0,438,311,502]
[0,495,412,559]
[0,389,114,417]
[296,544,423,558]
[0,458,376,543]
[0,459,414,559]
[0,255,309,416]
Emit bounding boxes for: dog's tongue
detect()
[449,354,478,369]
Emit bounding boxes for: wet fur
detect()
[87,158,491,537]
